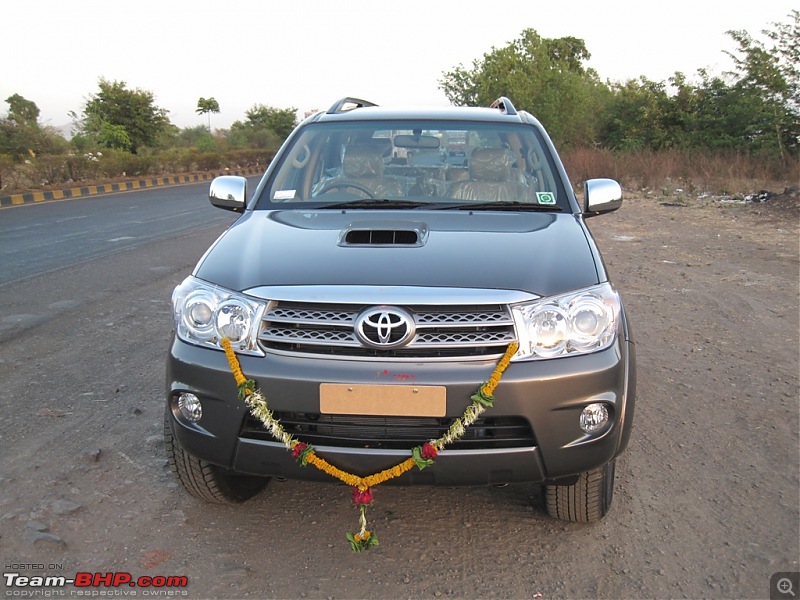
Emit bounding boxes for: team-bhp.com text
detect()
[4,572,188,596]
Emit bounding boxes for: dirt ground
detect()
[0,190,798,599]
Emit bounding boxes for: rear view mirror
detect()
[209,176,247,212]
[584,178,622,216]
[393,135,440,149]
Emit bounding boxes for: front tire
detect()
[164,408,270,504]
[544,460,615,522]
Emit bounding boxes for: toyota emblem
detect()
[355,307,415,349]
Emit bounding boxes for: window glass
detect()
[257,120,565,208]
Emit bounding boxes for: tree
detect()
[1,95,41,158]
[243,104,298,139]
[75,78,171,153]
[724,10,799,161]
[196,97,220,132]
[0,94,67,160]
[6,93,40,125]
[439,29,611,146]
[595,12,799,157]
[228,104,298,149]
[600,76,691,150]
[764,9,799,115]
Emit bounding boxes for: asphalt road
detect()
[0,181,250,286]
[0,179,263,343]
[0,188,797,599]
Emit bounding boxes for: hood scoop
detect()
[339,221,429,247]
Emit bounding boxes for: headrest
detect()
[342,145,384,178]
[469,148,512,182]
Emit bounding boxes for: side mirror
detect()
[209,176,247,212]
[583,178,622,216]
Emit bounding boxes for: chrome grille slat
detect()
[259,301,516,359]
[415,331,516,345]
[267,307,356,324]
[260,327,361,347]
[415,311,510,325]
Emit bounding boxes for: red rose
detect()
[291,442,307,458]
[351,487,374,506]
[421,442,438,460]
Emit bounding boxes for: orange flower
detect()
[221,337,248,386]
[222,339,519,550]
[354,531,371,542]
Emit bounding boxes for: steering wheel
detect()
[317,180,376,198]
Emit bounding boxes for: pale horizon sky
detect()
[3,1,796,131]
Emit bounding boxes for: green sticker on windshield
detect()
[536,192,556,205]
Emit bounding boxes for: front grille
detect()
[241,412,535,450]
[259,302,516,359]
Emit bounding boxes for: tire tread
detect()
[164,409,269,504]
[544,461,614,523]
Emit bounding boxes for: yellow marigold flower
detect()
[222,339,518,550]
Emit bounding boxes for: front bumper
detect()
[166,336,635,485]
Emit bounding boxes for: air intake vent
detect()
[345,229,418,245]
[339,221,428,247]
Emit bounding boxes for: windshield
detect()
[256,120,567,210]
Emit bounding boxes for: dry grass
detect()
[3,147,797,199]
[562,147,798,196]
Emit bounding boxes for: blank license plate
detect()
[320,383,446,417]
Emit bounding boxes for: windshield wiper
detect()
[321,199,431,210]
[437,201,563,211]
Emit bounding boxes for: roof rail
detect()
[490,97,517,116]
[327,97,378,114]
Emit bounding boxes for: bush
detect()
[0,154,19,191]
[99,149,154,178]
[64,152,103,182]
[561,147,799,195]
[155,148,196,173]
[32,155,66,185]
[195,152,223,171]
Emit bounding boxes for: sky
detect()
[3,0,796,132]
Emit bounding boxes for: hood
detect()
[194,209,600,297]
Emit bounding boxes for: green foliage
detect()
[64,151,102,182]
[439,28,610,146]
[600,77,673,150]
[238,104,298,140]
[97,148,154,178]
[196,97,220,132]
[75,78,171,153]
[196,97,220,115]
[764,9,799,114]
[6,94,40,125]
[3,15,796,193]
[174,125,212,148]
[601,13,798,159]
[441,14,799,160]
[722,11,799,162]
[0,94,68,161]
[98,122,133,152]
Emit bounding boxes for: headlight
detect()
[172,276,265,355]
[511,283,620,361]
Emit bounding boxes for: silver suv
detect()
[165,97,636,522]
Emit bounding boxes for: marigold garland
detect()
[221,337,518,551]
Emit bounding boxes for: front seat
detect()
[448,148,531,202]
[331,145,404,198]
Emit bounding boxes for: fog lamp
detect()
[580,402,609,434]
[178,392,203,422]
